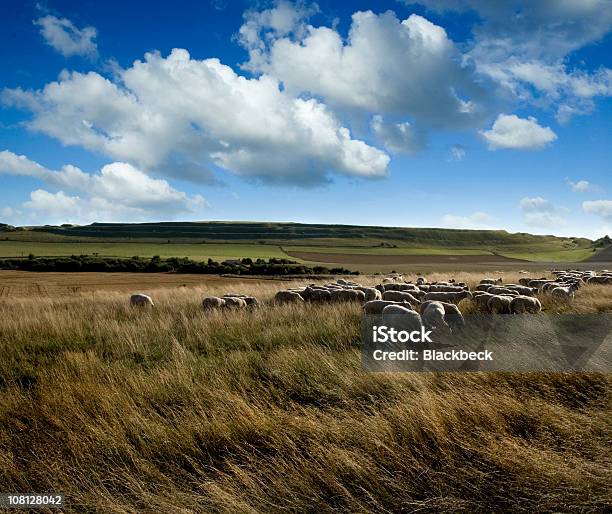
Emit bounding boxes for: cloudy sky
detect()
[0,0,611,238]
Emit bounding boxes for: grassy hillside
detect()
[0,277,610,512]
[0,221,601,264]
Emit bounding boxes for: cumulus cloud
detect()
[370,115,425,154]
[240,9,488,130]
[519,196,566,228]
[34,15,98,58]
[583,200,612,222]
[481,114,557,150]
[405,1,612,122]
[566,179,598,193]
[0,150,207,224]
[441,211,494,229]
[2,49,389,186]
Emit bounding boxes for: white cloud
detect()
[519,196,555,212]
[2,49,389,186]
[0,150,207,224]
[566,179,598,193]
[370,115,425,154]
[481,114,557,150]
[405,1,612,123]
[1,207,14,219]
[441,211,494,229]
[519,196,566,228]
[240,9,487,130]
[448,144,466,162]
[406,0,612,60]
[34,15,98,58]
[583,200,612,221]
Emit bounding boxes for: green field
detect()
[0,221,605,265]
[0,241,288,261]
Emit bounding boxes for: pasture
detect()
[0,271,610,512]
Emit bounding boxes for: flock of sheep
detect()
[129,269,612,332]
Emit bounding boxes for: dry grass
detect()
[0,274,610,512]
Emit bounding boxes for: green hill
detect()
[0,221,601,263]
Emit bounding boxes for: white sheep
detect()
[130,293,154,307]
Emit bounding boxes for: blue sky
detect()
[0,0,611,238]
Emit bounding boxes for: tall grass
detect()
[0,276,610,512]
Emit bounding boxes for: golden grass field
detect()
[0,271,611,512]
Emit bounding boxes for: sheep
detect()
[421,301,448,331]
[480,278,503,285]
[356,287,382,301]
[242,296,260,308]
[130,293,154,307]
[440,302,465,328]
[331,289,366,302]
[487,295,512,314]
[424,290,473,303]
[202,296,225,310]
[363,300,411,315]
[382,305,423,332]
[510,295,542,314]
[224,297,247,309]
[506,285,537,297]
[383,290,420,305]
[306,288,332,303]
[551,284,578,301]
[427,284,466,292]
[587,276,612,284]
[475,283,494,292]
[487,286,519,296]
[275,290,304,304]
[473,292,495,309]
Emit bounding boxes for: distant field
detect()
[0,221,603,269]
[0,241,288,261]
[282,245,492,256]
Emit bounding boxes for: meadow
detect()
[1,222,601,270]
[0,272,610,512]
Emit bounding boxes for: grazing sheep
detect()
[510,295,542,314]
[473,292,494,309]
[224,297,247,309]
[480,278,503,285]
[383,290,420,305]
[487,286,519,296]
[475,283,494,292]
[382,305,423,332]
[242,296,260,308]
[440,302,465,328]
[506,285,537,297]
[307,288,332,303]
[587,276,612,284]
[130,293,154,307]
[551,284,578,301]
[356,287,382,301]
[202,296,225,310]
[331,289,366,302]
[275,290,304,304]
[427,284,466,292]
[424,290,473,303]
[421,301,448,330]
[363,300,411,315]
[487,295,512,314]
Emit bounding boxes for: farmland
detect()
[0,222,605,272]
[0,271,610,512]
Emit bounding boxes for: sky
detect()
[0,0,611,239]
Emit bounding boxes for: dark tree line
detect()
[0,255,358,276]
